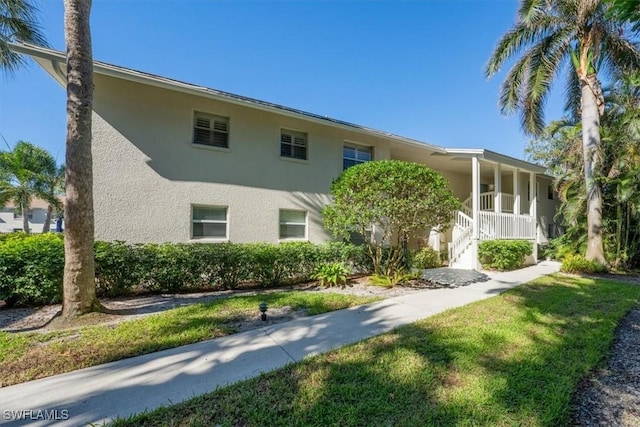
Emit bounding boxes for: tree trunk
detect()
[580,76,607,265]
[43,204,53,233]
[21,197,29,234]
[62,0,100,317]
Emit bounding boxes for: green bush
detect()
[0,233,64,306]
[412,246,441,269]
[560,254,608,274]
[312,262,348,287]
[95,241,145,296]
[478,240,533,271]
[0,234,371,306]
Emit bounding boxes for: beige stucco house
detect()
[13,43,560,269]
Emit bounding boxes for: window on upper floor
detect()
[343,145,372,170]
[191,205,228,239]
[193,112,229,148]
[547,184,554,200]
[280,129,307,160]
[279,209,307,240]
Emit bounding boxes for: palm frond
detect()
[486,13,563,77]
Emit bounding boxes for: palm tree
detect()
[62,0,100,317]
[0,141,55,233]
[40,163,65,233]
[0,0,48,73]
[486,0,640,265]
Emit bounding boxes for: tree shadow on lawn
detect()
[130,275,640,427]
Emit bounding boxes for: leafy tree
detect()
[323,160,459,278]
[486,0,640,265]
[0,0,48,73]
[0,141,57,233]
[62,0,100,317]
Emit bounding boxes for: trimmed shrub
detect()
[560,254,608,274]
[0,233,64,306]
[412,246,441,269]
[478,240,533,271]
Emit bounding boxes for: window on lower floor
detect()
[349,228,372,246]
[279,209,307,239]
[192,205,228,239]
[13,210,33,220]
[343,145,372,170]
[547,223,556,239]
[193,112,229,148]
[280,129,307,160]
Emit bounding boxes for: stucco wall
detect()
[92,74,394,244]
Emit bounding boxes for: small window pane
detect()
[193,207,226,221]
[343,146,355,159]
[193,222,227,238]
[280,224,305,239]
[280,210,305,224]
[293,145,307,159]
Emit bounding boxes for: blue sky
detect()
[1,0,568,164]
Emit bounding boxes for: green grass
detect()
[0,292,380,386]
[112,274,640,427]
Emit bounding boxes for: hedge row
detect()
[0,233,371,307]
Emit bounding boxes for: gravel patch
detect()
[571,307,640,426]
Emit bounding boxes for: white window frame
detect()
[191,205,229,241]
[343,143,372,170]
[193,112,230,149]
[280,129,308,161]
[279,209,307,241]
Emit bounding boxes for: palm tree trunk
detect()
[43,204,53,233]
[580,77,606,265]
[62,0,100,317]
[21,196,29,234]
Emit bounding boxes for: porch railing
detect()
[463,191,515,214]
[478,211,535,240]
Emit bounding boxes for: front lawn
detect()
[113,274,640,427]
[0,292,380,386]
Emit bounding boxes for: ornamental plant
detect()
[323,160,459,278]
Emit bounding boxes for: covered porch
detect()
[389,144,547,270]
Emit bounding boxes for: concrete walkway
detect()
[0,261,560,426]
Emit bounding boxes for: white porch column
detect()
[513,168,520,215]
[471,156,481,269]
[494,164,502,213]
[529,171,538,263]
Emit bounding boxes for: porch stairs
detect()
[448,195,536,269]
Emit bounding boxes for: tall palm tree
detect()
[486,0,640,265]
[0,0,48,73]
[0,141,55,233]
[62,0,100,317]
